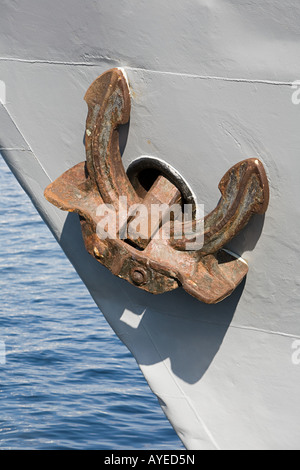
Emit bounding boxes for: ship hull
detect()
[1,0,300,449]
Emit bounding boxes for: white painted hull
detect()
[1,0,300,449]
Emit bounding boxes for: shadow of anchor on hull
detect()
[226,213,266,255]
[58,209,266,386]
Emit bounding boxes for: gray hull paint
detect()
[1,1,300,449]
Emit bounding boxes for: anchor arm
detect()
[84,68,140,210]
[171,158,269,253]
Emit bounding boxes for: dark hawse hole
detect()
[127,157,198,214]
[137,168,161,192]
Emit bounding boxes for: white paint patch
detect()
[120,308,146,329]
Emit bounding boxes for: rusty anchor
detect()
[44,68,269,304]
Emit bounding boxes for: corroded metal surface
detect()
[45,68,269,304]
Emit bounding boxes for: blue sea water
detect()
[0,156,184,450]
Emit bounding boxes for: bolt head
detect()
[130,267,148,286]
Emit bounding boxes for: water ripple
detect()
[0,156,183,450]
